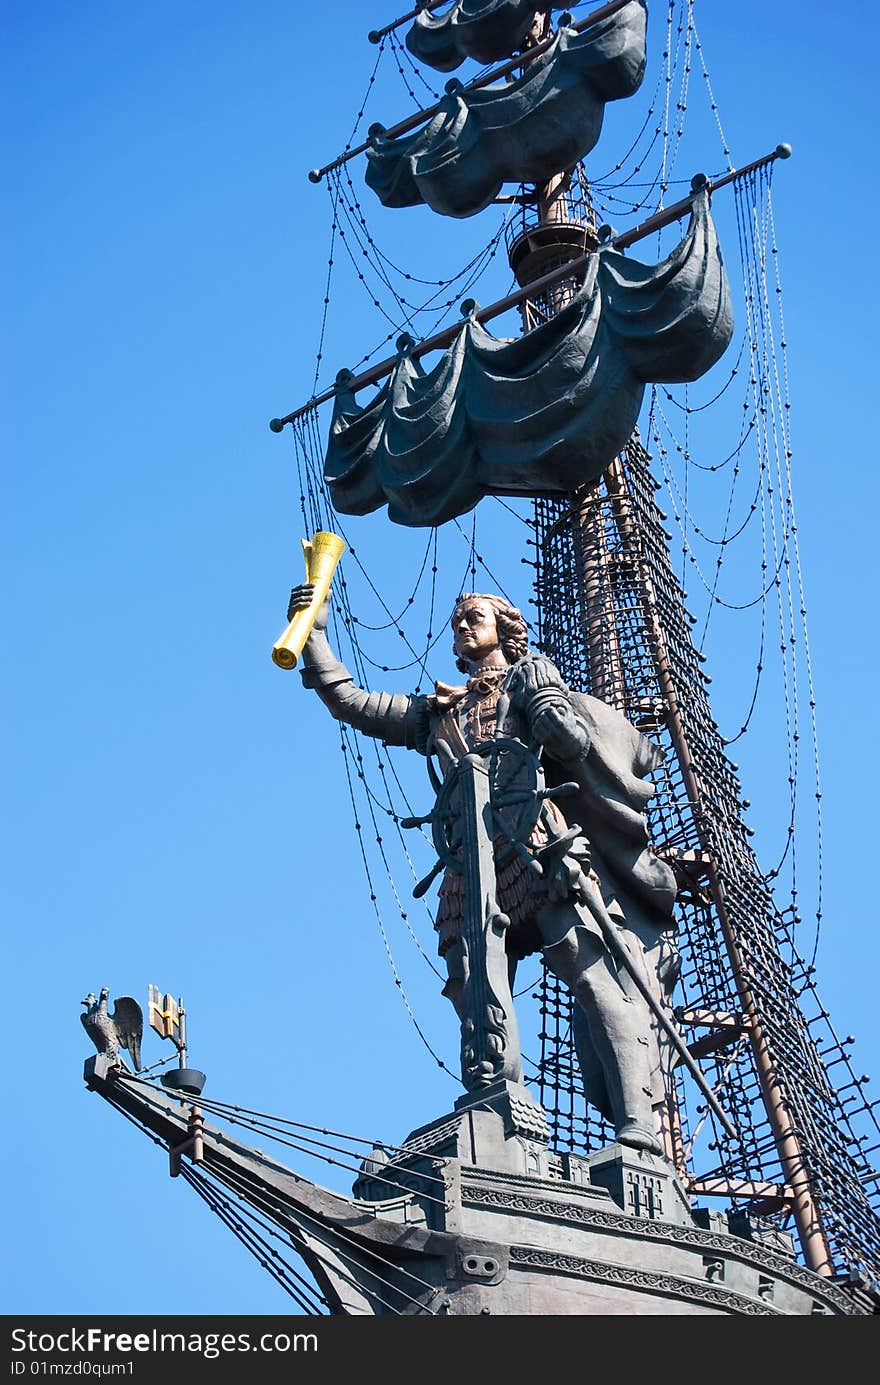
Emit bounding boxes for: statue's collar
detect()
[466,666,509,695]
[432,666,508,709]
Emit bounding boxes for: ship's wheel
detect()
[404,734,581,899]
[430,736,547,879]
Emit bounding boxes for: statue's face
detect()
[452,599,501,664]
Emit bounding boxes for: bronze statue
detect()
[289,583,679,1155]
[81,988,144,1073]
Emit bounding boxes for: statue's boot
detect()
[614,1118,663,1154]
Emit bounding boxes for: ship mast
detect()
[493,3,831,1276]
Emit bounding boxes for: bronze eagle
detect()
[80,987,143,1072]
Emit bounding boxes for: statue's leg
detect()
[543,924,662,1155]
[570,1002,612,1125]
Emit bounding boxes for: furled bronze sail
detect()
[325,188,732,527]
[366,1,647,218]
[406,0,568,72]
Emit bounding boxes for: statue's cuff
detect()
[525,687,572,722]
[527,688,590,757]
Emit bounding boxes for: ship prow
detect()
[84,1057,865,1316]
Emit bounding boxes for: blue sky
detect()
[3,1,878,1316]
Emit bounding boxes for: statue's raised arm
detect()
[289,582,430,752]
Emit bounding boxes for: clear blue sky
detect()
[3,1,878,1316]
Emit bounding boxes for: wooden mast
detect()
[500,12,832,1272]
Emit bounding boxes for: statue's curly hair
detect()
[451,593,530,673]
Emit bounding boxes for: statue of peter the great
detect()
[289,583,679,1155]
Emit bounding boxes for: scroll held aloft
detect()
[272,530,345,669]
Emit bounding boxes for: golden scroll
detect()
[271,529,346,669]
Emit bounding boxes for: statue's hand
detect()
[531,701,589,760]
[508,656,587,758]
[508,654,568,704]
[544,849,590,905]
[540,833,592,904]
[287,581,331,632]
